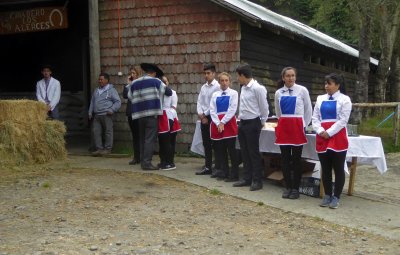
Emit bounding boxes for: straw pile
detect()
[0,100,67,165]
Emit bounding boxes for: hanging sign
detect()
[0,7,68,35]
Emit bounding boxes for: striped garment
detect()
[128,75,166,120]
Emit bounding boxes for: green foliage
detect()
[358,111,400,153]
[309,0,359,45]
[41,182,51,188]
[209,188,222,195]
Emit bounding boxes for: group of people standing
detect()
[195,63,352,209]
[56,60,351,209]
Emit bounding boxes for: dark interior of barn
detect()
[0,0,89,95]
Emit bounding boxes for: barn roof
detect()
[210,0,379,65]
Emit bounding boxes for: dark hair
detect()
[99,72,110,81]
[235,63,252,78]
[41,64,53,72]
[281,67,297,78]
[325,73,346,95]
[277,79,285,89]
[203,63,216,72]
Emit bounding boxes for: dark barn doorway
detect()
[0,0,90,136]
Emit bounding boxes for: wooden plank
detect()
[348,157,358,196]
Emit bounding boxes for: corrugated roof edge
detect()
[210,0,378,66]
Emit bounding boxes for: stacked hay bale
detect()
[0,100,67,165]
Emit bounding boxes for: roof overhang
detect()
[210,0,378,66]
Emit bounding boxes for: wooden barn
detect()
[0,0,377,152]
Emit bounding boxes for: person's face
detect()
[162,76,169,86]
[204,70,215,83]
[130,69,138,80]
[41,68,52,79]
[325,80,340,95]
[282,69,296,87]
[219,75,230,90]
[237,73,246,85]
[98,76,108,87]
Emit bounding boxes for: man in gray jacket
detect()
[88,73,121,155]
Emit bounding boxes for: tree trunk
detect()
[389,51,400,102]
[356,9,371,104]
[374,3,400,102]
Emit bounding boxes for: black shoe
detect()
[160,164,176,171]
[288,189,300,199]
[249,181,263,191]
[210,169,224,178]
[195,167,212,175]
[233,180,251,187]
[129,159,140,165]
[142,164,159,171]
[282,189,291,199]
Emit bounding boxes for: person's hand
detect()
[319,131,330,139]
[198,113,205,120]
[47,104,51,111]
[217,123,224,133]
[88,114,92,120]
[107,111,113,116]
[201,117,208,124]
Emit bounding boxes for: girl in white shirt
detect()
[312,73,352,209]
[274,67,312,199]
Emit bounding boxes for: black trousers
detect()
[128,115,140,161]
[139,116,158,167]
[200,115,213,169]
[158,119,176,165]
[279,145,303,190]
[318,150,347,198]
[214,137,238,178]
[238,118,263,183]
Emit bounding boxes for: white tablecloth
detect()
[190,121,388,174]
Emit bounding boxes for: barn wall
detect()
[240,22,359,115]
[98,0,241,151]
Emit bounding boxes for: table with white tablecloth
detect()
[190,121,388,195]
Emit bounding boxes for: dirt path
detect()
[0,162,399,255]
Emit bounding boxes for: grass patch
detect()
[358,110,400,153]
[209,188,222,195]
[41,182,51,188]
[257,201,264,206]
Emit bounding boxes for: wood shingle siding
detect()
[98,0,241,150]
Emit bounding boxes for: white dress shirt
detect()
[163,89,178,120]
[274,83,313,127]
[312,91,352,137]
[210,87,238,126]
[238,79,269,123]
[36,77,61,111]
[196,79,220,116]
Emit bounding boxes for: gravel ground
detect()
[0,161,399,255]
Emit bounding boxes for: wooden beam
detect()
[88,0,100,93]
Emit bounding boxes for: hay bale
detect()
[0,100,66,165]
[0,99,48,123]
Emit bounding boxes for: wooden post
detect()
[348,157,358,196]
[394,104,400,146]
[88,0,100,93]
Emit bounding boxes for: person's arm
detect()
[302,87,313,126]
[326,95,352,137]
[109,88,122,114]
[256,85,269,124]
[209,93,220,126]
[274,90,281,118]
[171,91,178,109]
[197,86,205,120]
[49,80,61,110]
[220,91,238,124]
[36,81,45,103]
[311,96,324,135]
